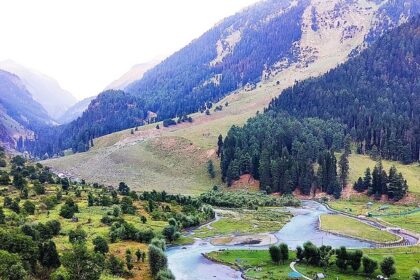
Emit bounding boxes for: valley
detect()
[0,0,419,279]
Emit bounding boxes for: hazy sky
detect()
[0,0,259,100]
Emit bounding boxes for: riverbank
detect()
[206,246,420,280]
[319,214,403,244]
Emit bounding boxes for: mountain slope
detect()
[219,15,419,196]
[0,60,77,120]
[105,59,162,91]
[57,96,96,124]
[0,70,52,147]
[31,0,419,157]
[270,15,420,163]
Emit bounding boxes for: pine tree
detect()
[217,135,223,157]
[353,177,364,192]
[387,166,408,201]
[259,148,272,193]
[339,153,349,188]
[363,168,372,191]
[207,160,216,179]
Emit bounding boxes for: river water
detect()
[167,200,373,280]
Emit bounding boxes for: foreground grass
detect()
[194,208,291,238]
[319,215,400,243]
[207,250,295,279]
[208,246,420,280]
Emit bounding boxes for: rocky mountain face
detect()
[26,0,420,157]
[0,60,77,120]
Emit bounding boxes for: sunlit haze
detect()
[0,0,259,99]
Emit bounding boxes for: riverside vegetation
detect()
[0,149,304,280]
[0,150,218,280]
[208,245,420,279]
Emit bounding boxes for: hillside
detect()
[218,16,419,198]
[0,70,52,148]
[0,60,77,120]
[28,0,420,157]
[270,15,420,163]
[42,1,420,194]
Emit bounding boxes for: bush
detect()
[163,119,176,127]
[23,200,35,215]
[107,255,125,276]
[156,268,175,280]
[148,245,168,276]
[93,236,109,254]
[380,256,396,278]
[68,228,87,244]
[362,256,378,276]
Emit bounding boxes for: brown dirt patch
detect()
[109,241,152,280]
[230,174,260,191]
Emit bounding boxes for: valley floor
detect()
[207,246,420,280]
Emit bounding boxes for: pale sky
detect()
[0,0,260,100]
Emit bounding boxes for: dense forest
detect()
[219,112,346,196]
[270,16,420,163]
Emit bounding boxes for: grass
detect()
[328,199,418,216]
[381,211,420,234]
[207,246,420,280]
[327,199,420,234]
[206,250,295,279]
[319,214,400,243]
[43,136,221,195]
[194,207,291,238]
[344,153,420,195]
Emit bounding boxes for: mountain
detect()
[105,59,162,91]
[0,60,77,120]
[28,0,420,157]
[220,15,420,195]
[0,70,53,148]
[270,15,420,163]
[57,96,96,124]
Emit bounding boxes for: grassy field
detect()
[327,199,420,234]
[328,199,418,216]
[380,211,420,234]
[344,153,420,195]
[43,136,222,195]
[207,246,420,280]
[319,215,400,243]
[207,250,296,279]
[194,208,291,238]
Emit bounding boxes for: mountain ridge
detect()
[27,0,420,157]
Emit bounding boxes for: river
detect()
[167,201,374,280]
